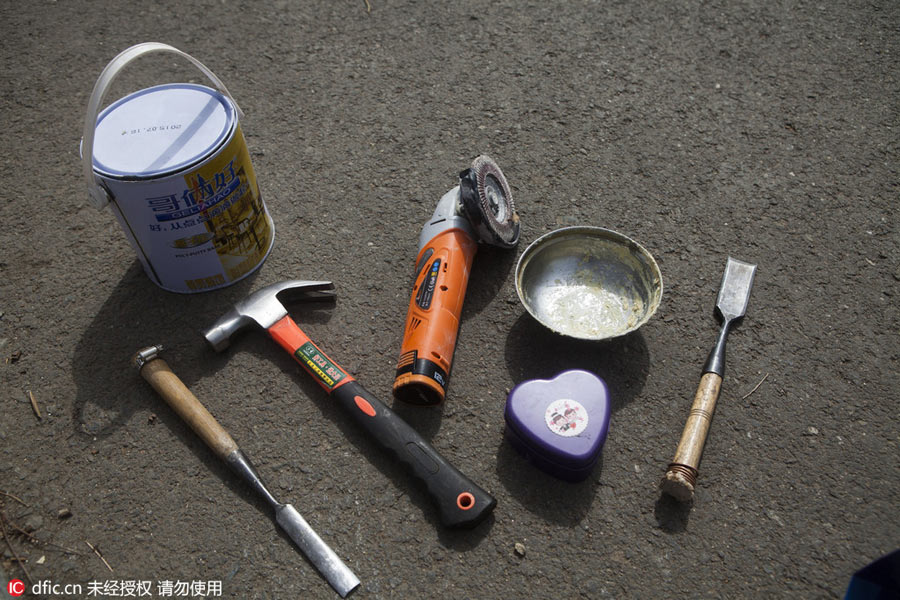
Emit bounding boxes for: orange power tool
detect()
[394,156,521,405]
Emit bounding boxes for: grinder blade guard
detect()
[393,155,520,405]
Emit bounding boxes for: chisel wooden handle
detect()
[661,372,722,502]
[135,352,238,460]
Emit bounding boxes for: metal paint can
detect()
[82,43,274,293]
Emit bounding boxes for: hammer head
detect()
[204,280,334,351]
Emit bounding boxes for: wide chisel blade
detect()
[716,257,757,321]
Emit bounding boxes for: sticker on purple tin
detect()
[545,399,588,437]
[505,369,611,482]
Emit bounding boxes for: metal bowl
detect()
[515,226,663,340]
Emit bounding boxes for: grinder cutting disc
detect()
[459,155,520,248]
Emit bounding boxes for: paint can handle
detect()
[81,42,244,210]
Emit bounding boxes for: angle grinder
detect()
[393,155,521,405]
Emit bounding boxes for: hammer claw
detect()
[204,280,335,351]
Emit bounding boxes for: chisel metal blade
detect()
[716,257,757,321]
[276,504,361,598]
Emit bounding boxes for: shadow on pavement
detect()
[70,259,267,440]
[653,494,691,533]
[462,242,520,318]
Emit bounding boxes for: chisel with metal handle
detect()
[132,345,360,598]
[661,257,757,502]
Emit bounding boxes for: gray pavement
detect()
[1,1,898,598]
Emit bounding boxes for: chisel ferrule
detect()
[702,321,732,377]
[224,449,279,509]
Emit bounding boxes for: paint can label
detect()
[102,121,273,292]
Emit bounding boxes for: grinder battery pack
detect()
[393,156,521,405]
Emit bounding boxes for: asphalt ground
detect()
[1,1,898,599]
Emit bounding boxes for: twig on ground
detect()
[29,390,42,420]
[0,491,28,506]
[742,373,769,400]
[1,512,34,585]
[364,0,371,12]
[86,540,114,572]
[6,519,83,555]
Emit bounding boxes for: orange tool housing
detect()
[394,227,478,405]
[393,156,520,406]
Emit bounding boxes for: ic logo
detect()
[7,579,25,597]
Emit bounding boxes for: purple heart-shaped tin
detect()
[505,369,610,482]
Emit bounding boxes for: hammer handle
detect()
[332,380,497,528]
[139,357,239,459]
[269,315,497,528]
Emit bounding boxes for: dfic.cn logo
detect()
[7,579,25,596]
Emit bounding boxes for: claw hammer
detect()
[204,280,496,528]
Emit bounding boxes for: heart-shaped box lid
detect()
[505,369,610,474]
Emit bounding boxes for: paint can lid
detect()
[92,83,235,179]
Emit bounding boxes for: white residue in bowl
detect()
[532,281,645,339]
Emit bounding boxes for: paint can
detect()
[82,43,274,293]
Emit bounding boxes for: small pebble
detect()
[514,542,526,557]
[57,508,72,520]
[24,514,44,532]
